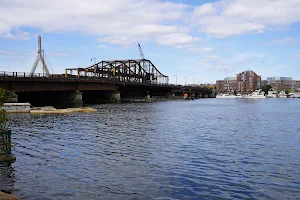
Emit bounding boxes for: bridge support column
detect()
[190,93,195,100]
[5,91,18,103]
[65,90,83,107]
[145,93,152,102]
[110,91,121,103]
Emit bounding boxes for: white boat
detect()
[2,103,31,113]
[267,89,277,98]
[216,93,237,98]
[278,90,287,98]
[288,82,299,98]
[243,89,266,99]
[288,92,300,98]
[236,94,243,98]
[216,69,238,99]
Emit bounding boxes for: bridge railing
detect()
[0,71,49,78]
[0,130,12,155]
[0,71,170,85]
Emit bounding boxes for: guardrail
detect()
[0,71,170,85]
[0,130,12,155]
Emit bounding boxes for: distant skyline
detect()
[1,0,300,84]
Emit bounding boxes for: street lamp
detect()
[173,74,177,85]
[91,58,96,64]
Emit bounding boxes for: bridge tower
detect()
[30,35,50,77]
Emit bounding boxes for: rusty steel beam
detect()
[65,59,169,85]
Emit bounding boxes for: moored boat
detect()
[243,89,266,99]
[267,89,277,98]
[216,93,237,99]
[278,90,287,98]
[288,92,300,98]
[2,103,31,113]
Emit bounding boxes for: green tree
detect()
[285,89,291,94]
[0,88,7,130]
[262,84,272,94]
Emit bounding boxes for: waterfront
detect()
[1,99,300,199]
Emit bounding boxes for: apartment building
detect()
[236,70,262,92]
[216,77,237,93]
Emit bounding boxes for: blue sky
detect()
[1,0,300,84]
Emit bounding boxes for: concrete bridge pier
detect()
[62,90,83,107]
[190,93,196,100]
[5,90,18,103]
[110,91,121,103]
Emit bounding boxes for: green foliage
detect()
[285,89,291,94]
[262,84,272,94]
[0,88,7,130]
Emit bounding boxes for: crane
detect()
[138,43,150,73]
[138,43,145,59]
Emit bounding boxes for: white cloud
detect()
[0,0,198,47]
[193,3,217,16]
[200,47,213,52]
[1,27,30,40]
[296,53,300,58]
[206,55,220,59]
[97,36,141,46]
[192,0,300,37]
[266,37,295,45]
[156,33,200,46]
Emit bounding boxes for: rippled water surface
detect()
[1,99,300,199]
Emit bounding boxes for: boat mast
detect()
[226,68,229,93]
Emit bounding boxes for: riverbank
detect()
[0,154,16,162]
[0,191,19,200]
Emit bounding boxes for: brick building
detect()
[216,77,237,93]
[266,77,300,91]
[216,70,262,93]
[236,70,261,92]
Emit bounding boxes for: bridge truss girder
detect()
[66,59,169,85]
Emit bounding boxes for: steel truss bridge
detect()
[65,59,169,85]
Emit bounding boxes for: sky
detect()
[1,0,300,85]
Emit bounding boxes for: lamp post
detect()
[174,74,177,85]
[91,58,96,64]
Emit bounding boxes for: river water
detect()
[1,99,300,199]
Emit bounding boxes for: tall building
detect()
[216,77,237,93]
[236,70,262,92]
[216,70,262,93]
